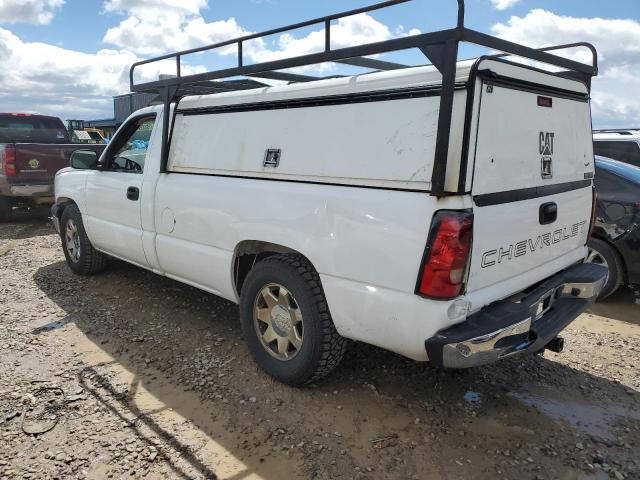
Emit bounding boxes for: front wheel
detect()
[586,238,622,300]
[60,205,108,275]
[239,254,347,386]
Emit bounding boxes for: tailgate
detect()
[466,63,594,295]
[12,144,69,185]
[10,144,105,185]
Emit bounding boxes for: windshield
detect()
[596,157,640,185]
[0,115,68,144]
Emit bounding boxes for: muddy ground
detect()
[1,213,639,480]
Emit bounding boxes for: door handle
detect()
[127,186,140,201]
[539,202,557,225]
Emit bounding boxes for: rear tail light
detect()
[1,145,16,176]
[588,188,598,241]
[417,210,474,299]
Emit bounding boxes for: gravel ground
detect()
[1,214,639,480]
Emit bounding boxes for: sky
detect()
[0,0,638,127]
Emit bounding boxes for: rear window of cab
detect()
[0,115,68,144]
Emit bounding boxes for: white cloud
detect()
[104,15,248,56]
[247,14,393,65]
[490,0,520,11]
[102,0,216,56]
[0,27,204,120]
[103,0,207,17]
[0,0,410,121]
[492,9,640,127]
[2,2,636,131]
[0,0,64,25]
[103,9,395,67]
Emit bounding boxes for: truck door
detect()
[84,115,156,267]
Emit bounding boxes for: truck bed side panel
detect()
[153,174,471,359]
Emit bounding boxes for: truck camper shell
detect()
[129,0,598,196]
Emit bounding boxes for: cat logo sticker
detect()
[539,132,554,180]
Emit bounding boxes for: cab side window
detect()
[109,117,156,173]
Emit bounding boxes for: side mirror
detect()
[70,150,98,170]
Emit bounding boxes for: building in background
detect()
[81,92,160,138]
[75,76,267,140]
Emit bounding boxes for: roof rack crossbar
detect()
[490,42,598,73]
[246,71,324,83]
[333,57,409,71]
[132,28,461,95]
[131,0,597,197]
[132,29,595,99]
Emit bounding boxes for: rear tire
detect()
[0,196,12,222]
[239,254,347,386]
[60,204,108,275]
[586,237,623,300]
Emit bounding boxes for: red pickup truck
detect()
[0,113,106,221]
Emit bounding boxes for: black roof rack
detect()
[130,0,598,196]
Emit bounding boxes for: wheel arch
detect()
[231,240,317,300]
[52,196,78,221]
[56,196,76,205]
[590,233,628,284]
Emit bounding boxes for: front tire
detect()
[0,196,12,222]
[586,237,623,300]
[239,254,347,386]
[60,205,108,275]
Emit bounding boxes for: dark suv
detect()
[587,156,640,299]
[593,129,640,168]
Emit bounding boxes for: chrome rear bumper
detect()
[425,263,608,368]
[9,184,54,197]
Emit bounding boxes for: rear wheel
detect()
[586,237,623,300]
[60,205,108,275]
[239,254,347,386]
[0,196,12,222]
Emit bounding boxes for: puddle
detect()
[511,386,640,440]
[464,391,482,407]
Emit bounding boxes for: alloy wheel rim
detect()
[253,283,304,361]
[586,248,608,269]
[586,247,610,285]
[65,219,81,263]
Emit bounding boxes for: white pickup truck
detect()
[52,1,607,385]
